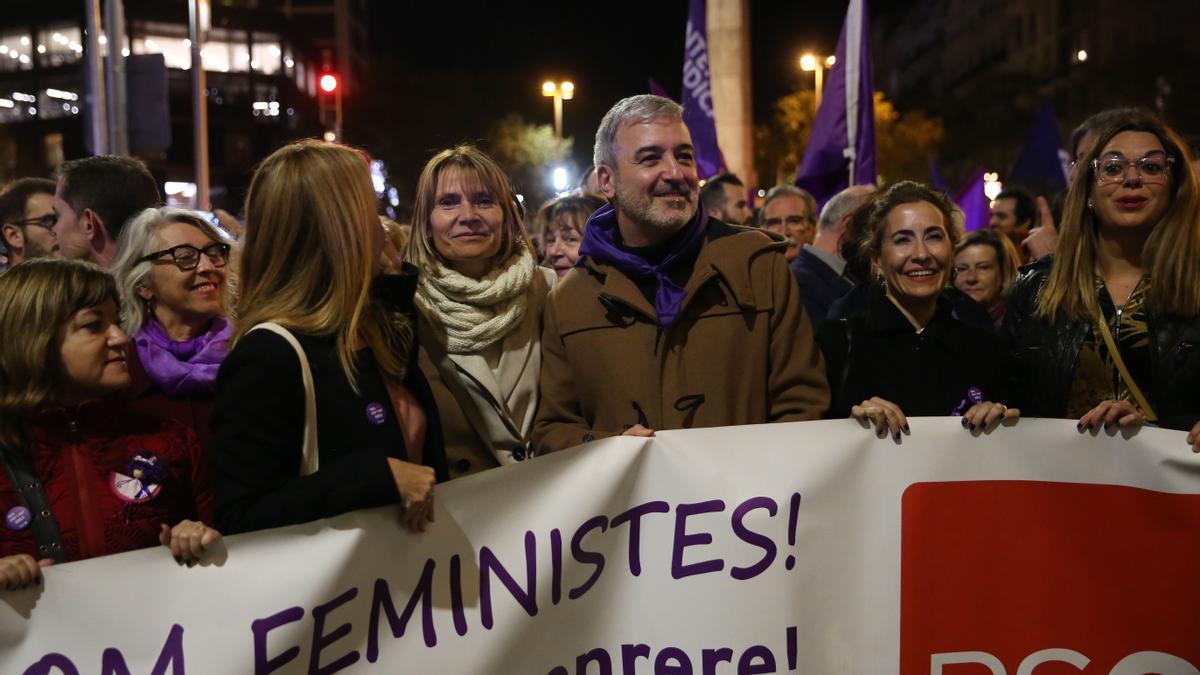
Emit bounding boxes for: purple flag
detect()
[1009,101,1070,192]
[681,0,726,179]
[954,166,990,232]
[796,0,876,206]
[649,78,673,100]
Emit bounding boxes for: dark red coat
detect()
[0,399,215,562]
[126,344,215,449]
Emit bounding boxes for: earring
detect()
[1086,198,1094,209]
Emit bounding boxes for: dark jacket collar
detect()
[864,285,961,354]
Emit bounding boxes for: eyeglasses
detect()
[17,214,57,230]
[137,242,231,271]
[1092,153,1174,186]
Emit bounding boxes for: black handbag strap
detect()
[1,447,69,564]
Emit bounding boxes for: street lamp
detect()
[542,80,574,139]
[799,53,835,114]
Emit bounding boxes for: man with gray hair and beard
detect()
[532,95,829,454]
[790,184,876,325]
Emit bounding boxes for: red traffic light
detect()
[319,74,338,93]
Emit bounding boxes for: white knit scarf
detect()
[416,248,536,354]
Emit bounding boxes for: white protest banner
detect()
[2,417,1199,674]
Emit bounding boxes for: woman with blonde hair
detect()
[1006,110,1200,450]
[406,145,555,479]
[952,228,1020,331]
[0,259,218,590]
[210,139,446,535]
[112,207,234,447]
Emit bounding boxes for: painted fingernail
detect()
[903,424,910,433]
[961,417,968,427]
[969,423,976,431]
[894,432,901,441]
[174,556,182,565]
[1076,422,1085,432]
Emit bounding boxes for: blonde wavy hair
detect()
[404,145,533,272]
[236,139,412,390]
[1037,110,1200,320]
[0,258,118,447]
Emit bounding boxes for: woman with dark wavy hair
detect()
[817,181,1017,440]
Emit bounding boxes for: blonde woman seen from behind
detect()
[406,146,555,479]
[209,140,446,536]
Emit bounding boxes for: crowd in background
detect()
[0,95,1197,591]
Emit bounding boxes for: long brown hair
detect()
[1037,110,1200,320]
[236,139,412,390]
[0,258,118,447]
[405,145,532,271]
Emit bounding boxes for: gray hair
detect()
[112,207,232,333]
[758,185,816,227]
[817,185,876,232]
[593,95,684,170]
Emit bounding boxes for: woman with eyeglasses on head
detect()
[0,259,218,591]
[1006,110,1200,452]
[112,208,234,448]
[210,140,446,536]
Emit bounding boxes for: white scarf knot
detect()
[416,248,536,354]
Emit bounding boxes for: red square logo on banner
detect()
[900,481,1200,674]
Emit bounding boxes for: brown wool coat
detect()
[532,220,830,454]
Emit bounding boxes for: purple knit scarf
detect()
[134,316,233,396]
[577,203,708,328]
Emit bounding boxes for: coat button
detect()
[582,434,594,443]
[454,459,471,473]
[511,449,525,461]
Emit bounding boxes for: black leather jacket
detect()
[1004,257,1200,431]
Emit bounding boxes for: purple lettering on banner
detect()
[546,667,569,675]
[308,587,360,675]
[100,623,185,675]
[730,497,779,581]
[654,647,692,675]
[253,606,305,675]
[568,515,609,601]
[736,645,775,675]
[671,500,727,579]
[702,647,734,674]
[449,554,468,636]
[550,527,564,605]
[366,558,438,662]
[22,654,79,675]
[610,500,670,576]
[577,648,613,675]
[622,644,652,672]
[786,626,798,670]
[480,530,539,629]
[785,493,802,571]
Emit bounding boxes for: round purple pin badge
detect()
[5,505,31,531]
[967,386,985,404]
[366,401,387,426]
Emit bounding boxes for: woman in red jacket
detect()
[0,258,219,590]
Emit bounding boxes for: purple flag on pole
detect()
[954,166,990,232]
[681,0,726,179]
[796,0,876,206]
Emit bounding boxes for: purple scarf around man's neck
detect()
[577,203,708,328]
[134,316,233,397]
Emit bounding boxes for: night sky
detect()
[365,0,868,181]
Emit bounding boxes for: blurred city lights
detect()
[319,74,338,93]
[551,166,568,193]
[983,172,1003,200]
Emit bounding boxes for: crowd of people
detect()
[0,95,1197,591]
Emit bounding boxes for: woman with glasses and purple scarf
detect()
[112,207,235,448]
